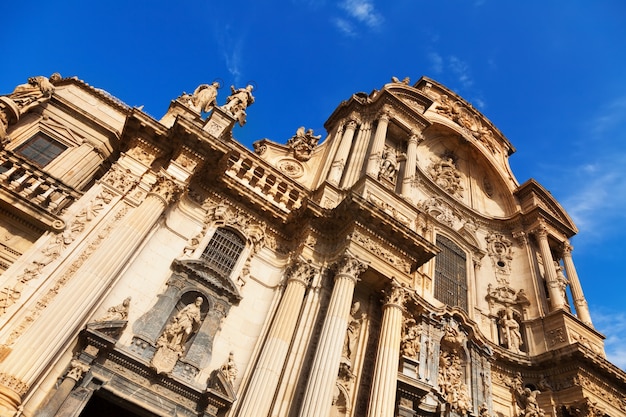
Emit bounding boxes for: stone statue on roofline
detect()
[287,126,321,161]
[190,81,220,113]
[222,84,255,126]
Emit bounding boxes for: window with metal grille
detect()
[200,228,245,277]
[434,235,468,311]
[15,133,67,168]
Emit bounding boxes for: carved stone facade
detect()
[0,74,623,417]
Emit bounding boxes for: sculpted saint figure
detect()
[8,76,55,110]
[342,301,362,361]
[223,84,255,126]
[190,82,220,113]
[158,297,203,351]
[96,297,131,322]
[501,307,522,353]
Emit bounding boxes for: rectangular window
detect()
[15,134,67,168]
[434,235,468,311]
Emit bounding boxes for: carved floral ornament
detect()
[203,202,268,255]
[485,232,513,273]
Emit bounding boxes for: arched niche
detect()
[416,124,517,218]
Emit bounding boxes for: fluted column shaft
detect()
[366,112,390,176]
[401,133,420,197]
[298,255,367,417]
[535,227,566,310]
[367,284,406,417]
[562,245,592,326]
[328,120,358,185]
[238,262,316,417]
[0,177,179,414]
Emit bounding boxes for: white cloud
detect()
[428,52,443,74]
[590,309,626,370]
[333,17,356,37]
[448,55,473,89]
[588,95,626,138]
[339,0,383,29]
[216,24,244,84]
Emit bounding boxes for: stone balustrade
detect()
[225,152,304,211]
[0,150,80,214]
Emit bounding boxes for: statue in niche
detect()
[189,81,220,113]
[342,301,363,363]
[428,156,464,197]
[500,307,523,354]
[400,318,422,359]
[379,145,399,183]
[223,84,255,126]
[96,297,131,322]
[152,296,205,374]
[554,262,569,303]
[157,296,203,351]
[287,126,321,161]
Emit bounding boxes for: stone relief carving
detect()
[277,158,304,178]
[66,359,91,382]
[417,196,460,228]
[434,94,499,154]
[486,232,513,274]
[203,202,267,256]
[428,155,464,197]
[222,84,254,126]
[378,145,400,183]
[0,190,116,315]
[101,164,138,194]
[349,230,411,273]
[287,126,321,161]
[366,191,411,227]
[400,317,422,359]
[95,297,131,322]
[438,348,472,415]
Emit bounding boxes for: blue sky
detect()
[3,1,626,368]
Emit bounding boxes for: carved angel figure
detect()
[400,318,421,358]
[379,146,399,182]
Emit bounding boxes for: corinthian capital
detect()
[149,175,182,204]
[383,279,409,308]
[286,259,318,287]
[333,253,368,280]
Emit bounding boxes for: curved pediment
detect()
[515,179,578,234]
[171,258,242,304]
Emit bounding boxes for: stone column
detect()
[367,281,407,417]
[366,110,391,177]
[0,176,181,416]
[562,243,593,326]
[401,131,421,198]
[328,119,358,186]
[34,360,90,417]
[238,261,317,417]
[298,254,367,417]
[534,225,566,310]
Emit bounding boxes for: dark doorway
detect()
[79,392,156,417]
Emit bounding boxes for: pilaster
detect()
[367,281,408,417]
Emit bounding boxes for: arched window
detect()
[200,227,245,277]
[434,235,468,311]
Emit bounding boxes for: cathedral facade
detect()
[0,74,624,417]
